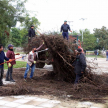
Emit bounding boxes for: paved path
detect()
[86,57,108,74]
[0,95,107,108]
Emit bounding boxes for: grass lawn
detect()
[4,61,27,69]
[86,55,105,58]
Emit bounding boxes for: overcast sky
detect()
[23,0,108,33]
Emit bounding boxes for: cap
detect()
[64,20,67,22]
[77,48,82,53]
[31,25,34,27]
[8,44,14,48]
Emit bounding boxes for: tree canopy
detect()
[0,0,27,46]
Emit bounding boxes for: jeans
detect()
[62,32,69,40]
[75,74,83,84]
[24,63,35,79]
[106,55,108,61]
[0,68,4,85]
[6,65,13,80]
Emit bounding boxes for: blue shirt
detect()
[61,24,71,32]
[0,51,9,68]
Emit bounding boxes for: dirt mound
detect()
[0,68,108,103]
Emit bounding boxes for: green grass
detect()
[86,55,105,58]
[4,61,27,69]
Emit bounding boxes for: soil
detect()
[1,68,108,103]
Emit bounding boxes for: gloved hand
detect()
[34,61,36,64]
[9,59,13,62]
[29,37,31,39]
[60,32,62,35]
[8,63,11,67]
[43,41,44,44]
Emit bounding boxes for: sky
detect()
[22,0,108,33]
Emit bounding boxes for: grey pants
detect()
[0,68,4,85]
[6,65,13,80]
[94,55,97,60]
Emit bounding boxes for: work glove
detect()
[43,41,44,44]
[8,63,12,68]
[34,61,36,64]
[60,32,62,35]
[29,37,31,39]
[9,59,12,62]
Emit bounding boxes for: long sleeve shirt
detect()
[74,53,86,74]
[27,44,44,66]
[61,24,71,32]
[28,28,36,37]
[0,51,9,68]
[6,50,16,65]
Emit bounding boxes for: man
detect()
[28,25,36,42]
[6,44,19,82]
[0,44,12,86]
[61,20,72,40]
[24,42,44,80]
[73,48,86,84]
[94,50,98,60]
[106,50,108,61]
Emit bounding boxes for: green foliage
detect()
[82,29,96,50]
[0,0,27,46]
[20,28,28,46]
[94,26,108,49]
[21,15,40,30]
[11,28,21,46]
[19,15,40,46]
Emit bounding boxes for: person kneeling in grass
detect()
[24,42,44,80]
[6,44,20,82]
[0,44,12,86]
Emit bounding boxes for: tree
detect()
[0,0,27,46]
[11,28,21,46]
[20,28,28,46]
[21,15,40,31]
[20,15,40,46]
[94,26,108,49]
[80,29,96,50]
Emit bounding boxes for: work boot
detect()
[5,78,10,81]
[0,81,3,86]
[10,79,15,82]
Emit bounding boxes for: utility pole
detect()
[79,18,87,43]
[67,21,73,31]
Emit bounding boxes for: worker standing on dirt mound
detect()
[60,20,72,40]
[73,48,86,84]
[24,42,44,81]
[0,44,12,86]
[28,25,36,42]
[6,44,20,82]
